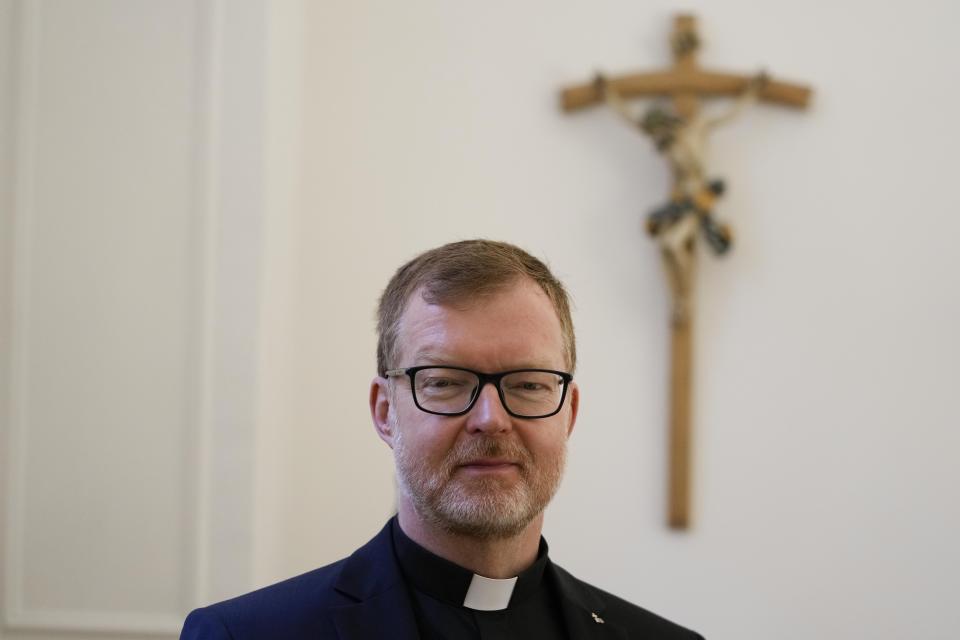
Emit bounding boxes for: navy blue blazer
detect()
[181,521,704,639]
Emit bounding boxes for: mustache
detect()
[447,437,532,468]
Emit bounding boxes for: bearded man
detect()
[181,239,704,639]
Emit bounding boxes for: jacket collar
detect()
[330,520,420,640]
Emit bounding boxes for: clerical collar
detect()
[390,517,550,612]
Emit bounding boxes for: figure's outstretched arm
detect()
[594,73,640,129]
[704,71,769,131]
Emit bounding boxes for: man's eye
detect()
[506,380,549,393]
[421,377,461,389]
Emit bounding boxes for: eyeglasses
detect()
[383,366,573,419]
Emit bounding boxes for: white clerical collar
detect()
[463,573,518,611]
[391,518,550,612]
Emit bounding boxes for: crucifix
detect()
[559,14,813,529]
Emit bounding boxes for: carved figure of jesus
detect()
[595,73,768,321]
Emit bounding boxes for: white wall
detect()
[1,1,957,639]
[252,1,960,639]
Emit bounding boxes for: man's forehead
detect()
[406,347,556,370]
[407,277,552,314]
[395,280,565,366]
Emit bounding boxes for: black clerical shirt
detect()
[391,519,569,640]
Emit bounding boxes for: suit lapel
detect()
[550,563,628,640]
[329,520,421,640]
[331,588,420,640]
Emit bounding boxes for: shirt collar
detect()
[390,517,551,611]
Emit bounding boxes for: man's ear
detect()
[370,376,396,448]
[565,381,579,438]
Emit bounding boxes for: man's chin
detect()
[397,465,552,540]
[427,487,539,539]
[433,509,535,540]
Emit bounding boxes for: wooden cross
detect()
[559,14,812,529]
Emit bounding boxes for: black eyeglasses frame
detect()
[383,365,573,419]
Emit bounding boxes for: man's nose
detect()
[465,383,512,434]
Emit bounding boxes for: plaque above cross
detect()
[559,14,813,529]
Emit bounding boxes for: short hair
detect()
[376,239,576,375]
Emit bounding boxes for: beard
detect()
[393,424,566,540]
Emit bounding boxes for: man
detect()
[182,239,704,639]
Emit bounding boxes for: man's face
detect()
[372,278,578,539]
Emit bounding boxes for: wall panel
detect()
[1,1,265,636]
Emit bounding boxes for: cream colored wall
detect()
[0,1,955,638]
[1,1,268,637]
[253,1,960,638]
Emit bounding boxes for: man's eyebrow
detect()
[409,350,560,371]
[411,350,452,365]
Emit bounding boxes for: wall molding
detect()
[4,610,183,636]
[1,0,263,635]
[4,0,43,628]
